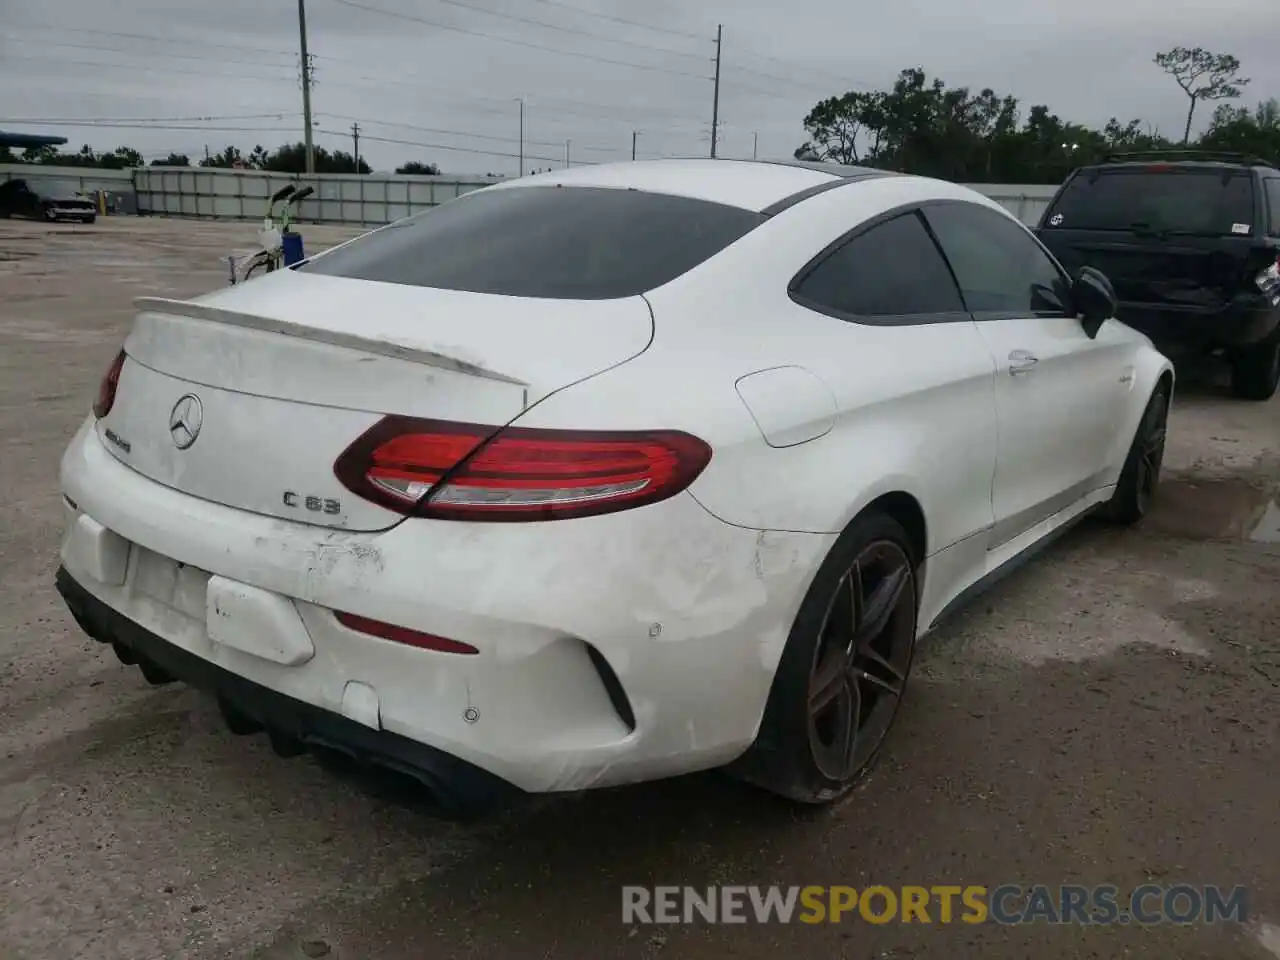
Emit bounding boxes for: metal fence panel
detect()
[3,164,1063,227]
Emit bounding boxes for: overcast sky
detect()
[1,0,1276,176]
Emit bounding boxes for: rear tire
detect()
[731,511,919,804]
[1106,387,1168,525]
[1229,328,1280,401]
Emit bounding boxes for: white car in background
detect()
[56,159,1172,814]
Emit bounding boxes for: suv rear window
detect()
[1043,168,1256,236]
[301,185,765,299]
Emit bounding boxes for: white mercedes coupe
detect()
[56,159,1173,814]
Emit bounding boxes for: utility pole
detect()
[710,24,722,159]
[565,139,571,168]
[753,131,758,160]
[514,97,524,177]
[298,0,315,174]
[631,130,637,161]
[351,122,360,173]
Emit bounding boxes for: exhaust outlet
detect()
[137,657,176,685]
[217,697,263,736]
[268,728,306,758]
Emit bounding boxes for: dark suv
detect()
[1035,151,1280,400]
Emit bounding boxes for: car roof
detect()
[1078,151,1276,175]
[482,158,896,213]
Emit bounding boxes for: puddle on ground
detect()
[1252,501,1280,543]
[1146,477,1279,542]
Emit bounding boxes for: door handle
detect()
[1008,350,1039,375]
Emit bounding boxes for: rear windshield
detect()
[1043,168,1256,236]
[300,185,765,299]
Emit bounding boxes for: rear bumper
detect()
[56,566,520,814]
[58,417,830,795]
[1118,302,1280,352]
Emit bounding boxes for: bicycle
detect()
[227,184,314,285]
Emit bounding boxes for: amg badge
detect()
[283,491,341,515]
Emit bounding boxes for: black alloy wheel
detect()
[806,540,916,782]
[733,511,920,804]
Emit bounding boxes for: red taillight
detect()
[334,611,479,655]
[92,349,126,419]
[334,416,712,521]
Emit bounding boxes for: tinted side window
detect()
[924,202,1072,317]
[301,185,765,300]
[791,211,965,320]
[1265,179,1280,238]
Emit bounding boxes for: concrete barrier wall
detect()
[133,167,496,225]
[2,164,1062,227]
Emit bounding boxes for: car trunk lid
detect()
[99,269,653,532]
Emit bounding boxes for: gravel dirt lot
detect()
[1,216,1277,960]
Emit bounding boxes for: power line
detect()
[0,87,301,115]
[721,45,874,94]
[0,112,301,125]
[0,53,296,84]
[325,0,712,81]
[522,0,708,42]
[513,1,869,94]
[723,63,869,96]
[305,52,708,125]
[314,126,599,164]
[0,34,299,73]
[319,112,619,153]
[413,0,708,61]
[3,113,702,161]
[2,121,302,133]
[1,21,299,61]
[323,65,715,127]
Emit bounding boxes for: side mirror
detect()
[1074,266,1117,339]
[291,186,315,203]
[270,184,296,204]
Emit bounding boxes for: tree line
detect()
[794,47,1277,183]
[3,47,1275,183]
[0,140,441,176]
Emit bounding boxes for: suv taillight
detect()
[334,416,712,521]
[93,349,126,418]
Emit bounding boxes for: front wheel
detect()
[1107,387,1168,525]
[733,512,919,804]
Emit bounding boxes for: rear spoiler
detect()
[132,297,528,387]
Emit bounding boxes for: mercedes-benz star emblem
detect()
[168,394,203,450]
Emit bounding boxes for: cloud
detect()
[2,0,1276,174]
